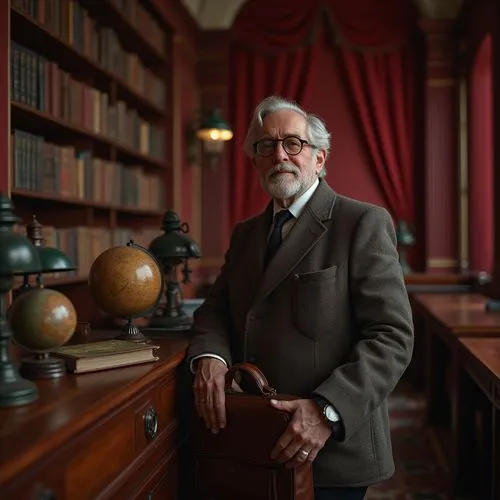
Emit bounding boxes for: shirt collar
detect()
[273,178,320,219]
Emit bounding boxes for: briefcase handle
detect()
[225,362,277,397]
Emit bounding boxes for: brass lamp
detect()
[192,108,233,168]
[396,220,415,275]
[0,194,42,407]
[147,210,201,332]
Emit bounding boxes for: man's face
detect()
[252,109,325,206]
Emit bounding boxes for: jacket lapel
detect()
[252,180,337,306]
[245,206,273,299]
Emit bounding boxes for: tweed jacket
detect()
[187,179,414,487]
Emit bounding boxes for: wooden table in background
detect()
[457,338,500,500]
[410,293,500,497]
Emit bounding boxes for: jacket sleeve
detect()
[186,224,243,368]
[312,206,414,441]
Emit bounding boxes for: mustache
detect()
[266,163,300,181]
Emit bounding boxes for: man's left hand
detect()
[269,399,332,468]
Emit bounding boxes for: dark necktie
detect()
[264,210,294,267]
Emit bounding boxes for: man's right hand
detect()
[193,357,228,434]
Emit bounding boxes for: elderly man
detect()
[187,95,414,500]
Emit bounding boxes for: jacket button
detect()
[293,273,299,280]
[248,355,256,363]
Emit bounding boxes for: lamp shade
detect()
[0,194,41,276]
[395,220,415,247]
[196,109,233,142]
[37,247,76,273]
[26,215,76,273]
[149,210,201,261]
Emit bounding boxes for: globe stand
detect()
[20,352,66,379]
[0,277,38,407]
[116,317,149,343]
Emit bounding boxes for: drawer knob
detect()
[144,405,159,440]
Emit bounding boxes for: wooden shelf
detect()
[11,189,165,217]
[44,275,88,287]
[80,0,166,67]
[11,101,167,170]
[10,6,166,119]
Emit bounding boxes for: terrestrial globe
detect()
[88,241,163,341]
[9,287,78,379]
[9,288,77,351]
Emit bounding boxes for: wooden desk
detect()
[410,293,500,399]
[411,293,500,497]
[0,338,189,500]
[458,338,500,500]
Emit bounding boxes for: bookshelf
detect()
[8,0,174,321]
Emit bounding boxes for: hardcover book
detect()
[51,339,159,374]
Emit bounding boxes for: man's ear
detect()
[315,149,326,174]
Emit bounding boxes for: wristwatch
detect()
[311,395,345,442]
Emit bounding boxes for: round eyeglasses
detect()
[253,136,316,157]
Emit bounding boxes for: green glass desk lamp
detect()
[147,210,201,332]
[18,214,76,291]
[396,220,415,275]
[0,194,42,407]
[10,214,78,380]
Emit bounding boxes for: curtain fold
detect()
[335,46,415,222]
[229,0,419,229]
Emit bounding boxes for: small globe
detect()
[88,243,163,319]
[9,288,78,351]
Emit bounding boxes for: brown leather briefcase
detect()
[191,362,314,500]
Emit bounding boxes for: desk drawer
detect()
[65,375,177,499]
[3,374,179,500]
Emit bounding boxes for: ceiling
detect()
[180,0,465,30]
[181,0,247,29]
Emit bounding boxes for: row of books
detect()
[11,43,165,161]
[12,129,166,211]
[12,0,166,107]
[109,0,166,56]
[12,225,162,281]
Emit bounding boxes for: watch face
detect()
[325,405,339,423]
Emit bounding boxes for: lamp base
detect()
[0,372,38,407]
[485,299,500,312]
[20,353,66,379]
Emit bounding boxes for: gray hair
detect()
[243,96,331,177]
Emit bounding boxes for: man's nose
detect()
[273,141,288,162]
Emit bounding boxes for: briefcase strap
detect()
[224,362,277,397]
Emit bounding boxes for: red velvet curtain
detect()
[336,46,416,222]
[229,0,419,227]
[469,34,494,273]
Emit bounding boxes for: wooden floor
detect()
[366,382,452,499]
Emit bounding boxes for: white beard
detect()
[263,173,301,199]
[261,163,316,202]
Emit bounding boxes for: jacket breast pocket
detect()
[292,265,338,340]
